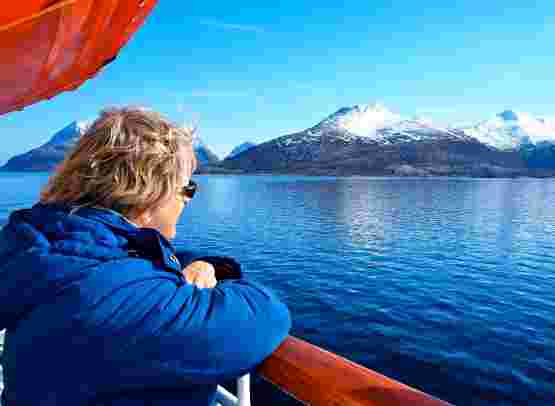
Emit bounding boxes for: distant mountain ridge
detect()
[226,142,257,159]
[0,121,89,171]
[4,105,555,176]
[191,136,220,166]
[214,103,555,177]
[0,121,220,171]
[462,110,555,150]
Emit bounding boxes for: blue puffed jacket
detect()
[0,203,291,405]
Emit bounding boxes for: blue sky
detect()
[1,0,555,162]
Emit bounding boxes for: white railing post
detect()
[215,374,251,406]
[0,329,4,405]
[236,374,251,406]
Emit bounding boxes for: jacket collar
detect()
[33,203,183,273]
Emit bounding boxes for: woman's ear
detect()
[142,213,153,225]
[129,208,152,227]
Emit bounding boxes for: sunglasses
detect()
[180,179,197,199]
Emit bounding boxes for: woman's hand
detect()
[182,260,217,289]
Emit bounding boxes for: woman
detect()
[0,108,291,405]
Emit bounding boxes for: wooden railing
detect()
[0,330,452,406]
[257,336,453,406]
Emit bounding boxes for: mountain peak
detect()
[497,110,520,122]
[226,142,257,159]
[462,110,555,149]
[334,102,393,116]
[357,102,390,112]
[47,120,89,146]
[192,134,205,149]
[495,110,537,125]
[331,103,401,138]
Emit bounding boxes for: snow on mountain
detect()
[375,118,468,144]
[461,110,555,150]
[222,102,530,176]
[0,121,89,171]
[280,103,470,147]
[306,105,555,151]
[226,142,257,159]
[320,103,401,138]
[46,121,89,146]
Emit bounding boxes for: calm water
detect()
[1,173,554,405]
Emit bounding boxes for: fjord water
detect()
[1,173,554,405]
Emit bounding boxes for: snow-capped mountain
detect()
[221,103,530,176]
[316,103,401,138]
[226,142,257,159]
[47,121,89,146]
[0,121,89,171]
[0,121,219,171]
[461,110,555,150]
[4,106,555,176]
[278,103,471,148]
[192,135,220,166]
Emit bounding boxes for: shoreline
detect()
[2,168,555,179]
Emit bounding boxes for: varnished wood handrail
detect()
[257,336,452,406]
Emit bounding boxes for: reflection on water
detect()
[0,173,554,405]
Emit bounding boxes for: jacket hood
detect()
[0,203,180,331]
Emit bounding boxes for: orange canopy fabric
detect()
[0,0,158,115]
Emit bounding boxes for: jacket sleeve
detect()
[82,261,291,384]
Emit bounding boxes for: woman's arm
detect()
[82,260,291,384]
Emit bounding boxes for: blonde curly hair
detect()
[40,107,197,218]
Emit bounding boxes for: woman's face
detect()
[136,148,196,240]
[147,191,190,240]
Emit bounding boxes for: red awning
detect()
[0,0,158,115]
